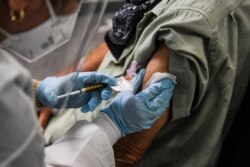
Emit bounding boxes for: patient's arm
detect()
[38,41,172,166]
[113,43,171,167]
[80,42,109,72]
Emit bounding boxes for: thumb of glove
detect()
[131,68,145,94]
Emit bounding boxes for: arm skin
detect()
[80,42,109,72]
[113,43,171,167]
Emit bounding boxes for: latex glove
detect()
[101,69,175,136]
[37,72,116,112]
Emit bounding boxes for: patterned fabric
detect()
[105,0,161,59]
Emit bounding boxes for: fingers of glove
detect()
[101,87,113,100]
[150,88,172,114]
[154,97,171,117]
[79,93,95,113]
[80,95,93,113]
[156,86,173,114]
[81,105,90,113]
[89,97,102,111]
[77,72,116,87]
[131,68,145,94]
[88,91,102,111]
[148,93,166,111]
[148,83,174,113]
[137,77,175,101]
[148,81,173,105]
[136,81,162,102]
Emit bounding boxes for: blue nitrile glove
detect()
[37,72,116,111]
[101,69,175,136]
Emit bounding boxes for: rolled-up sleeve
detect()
[132,5,213,120]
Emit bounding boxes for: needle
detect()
[57,84,105,99]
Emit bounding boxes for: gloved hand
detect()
[101,69,175,136]
[37,72,116,112]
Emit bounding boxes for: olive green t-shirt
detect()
[98,0,250,166]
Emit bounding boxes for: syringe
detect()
[57,84,105,99]
[57,76,134,99]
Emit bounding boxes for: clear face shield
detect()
[0,0,108,110]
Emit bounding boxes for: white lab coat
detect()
[0,48,121,167]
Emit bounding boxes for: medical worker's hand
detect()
[37,72,116,111]
[101,69,175,136]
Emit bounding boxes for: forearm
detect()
[133,42,172,151]
[80,42,109,72]
[114,43,172,166]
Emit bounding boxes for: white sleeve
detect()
[45,113,121,167]
[0,49,45,167]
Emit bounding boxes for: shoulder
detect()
[152,0,247,28]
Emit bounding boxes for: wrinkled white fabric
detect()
[45,113,121,167]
